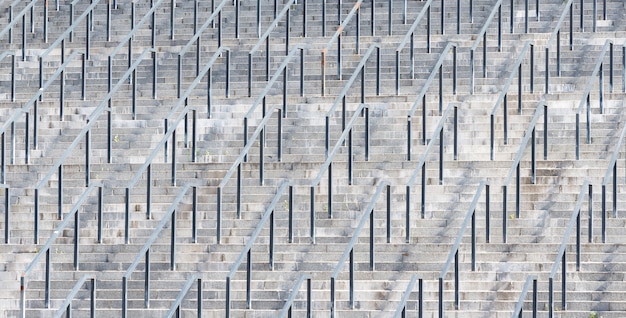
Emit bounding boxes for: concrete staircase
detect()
[2,0,626,317]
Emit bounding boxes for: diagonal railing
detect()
[511,274,538,317]
[225,181,291,317]
[438,181,490,318]
[405,103,458,243]
[406,42,457,160]
[601,122,626,231]
[310,103,370,243]
[392,274,423,318]
[165,274,202,318]
[548,180,593,317]
[490,40,535,160]
[329,180,391,317]
[32,48,156,244]
[0,0,46,61]
[501,101,548,243]
[395,0,434,95]
[20,182,103,318]
[469,0,507,95]
[247,0,303,97]
[53,274,96,318]
[325,43,379,158]
[121,182,199,318]
[278,274,312,317]
[575,39,615,160]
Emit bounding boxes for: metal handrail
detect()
[548,180,593,317]
[121,48,228,244]
[32,48,156,244]
[217,104,284,243]
[310,103,369,243]
[225,181,291,317]
[575,39,614,160]
[405,103,458,243]
[392,274,423,318]
[165,274,202,318]
[325,43,380,158]
[20,183,103,318]
[53,274,96,318]
[278,274,312,318]
[438,181,489,317]
[544,0,574,94]
[329,180,391,317]
[469,0,504,95]
[38,0,100,92]
[0,184,9,244]
[0,51,16,102]
[121,182,199,318]
[247,0,300,97]
[490,40,535,160]
[0,49,85,188]
[501,101,547,243]
[511,275,538,317]
[601,122,626,224]
[395,0,434,94]
[320,0,364,96]
[244,45,305,146]
[406,42,457,160]
[0,0,45,60]
[177,0,230,96]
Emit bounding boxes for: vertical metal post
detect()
[58,165,63,220]
[145,250,150,308]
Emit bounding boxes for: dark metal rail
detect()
[511,275,538,317]
[53,274,96,318]
[165,273,202,318]
[310,103,369,243]
[548,180,593,317]
[329,180,391,317]
[392,274,423,318]
[225,181,291,317]
[121,182,199,318]
[405,102,458,243]
[501,101,548,243]
[438,181,490,317]
[406,42,457,160]
[279,274,312,318]
[20,183,103,318]
[601,123,626,232]
[490,40,535,160]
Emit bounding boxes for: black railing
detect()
[406,42,457,160]
[395,0,434,95]
[575,40,615,160]
[20,183,103,318]
[511,275,538,317]
[544,0,575,94]
[438,181,490,317]
[0,184,9,244]
[325,43,380,158]
[177,0,230,99]
[38,0,99,104]
[469,0,507,95]
[548,180,593,317]
[244,45,305,163]
[405,103,458,243]
[165,273,202,318]
[501,101,548,243]
[0,51,16,102]
[53,274,96,318]
[225,181,291,317]
[490,40,535,160]
[321,0,366,96]
[0,0,46,61]
[330,181,391,317]
[217,104,284,242]
[33,48,155,244]
[121,183,199,318]
[392,274,423,318]
[279,274,312,317]
[247,0,302,97]
[601,122,626,236]
[310,103,369,243]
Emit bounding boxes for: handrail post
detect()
[588,184,593,243]
[171,209,177,270]
[145,249,150,308]
[503,185,507,243]
[4,187,9,244]
[349,249,354,309]
[454,250,459,310]
[405,185,411,243]
[246,249,252,309]
[310,186,316,243]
